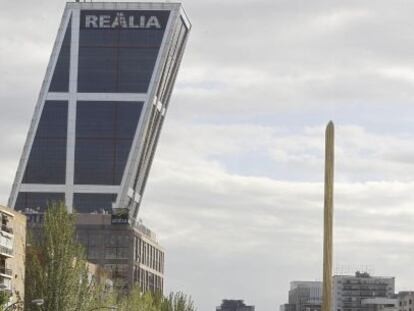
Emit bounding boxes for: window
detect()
[117,247,129,259]
[49,19,71,92]
[73,193,117,213]
[88,247,101,259]
[74,101,143,185]
[77,10,169,93]
[23,101,68,184]
[88,233,101,246]
[105,247,117,259]
[14,192,65,212]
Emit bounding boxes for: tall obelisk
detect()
[322,121,334,311]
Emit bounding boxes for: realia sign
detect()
[81,10,169,30]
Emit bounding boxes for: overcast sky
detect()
[2,0,414,310]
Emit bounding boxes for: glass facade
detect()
[77,10,169,93]
[10,3,190,221]
[74,101,143,185]
[14,192,65,212]
[49,18,71,92]
[22,101,68,184]
[130,18,189,201]
[73,193,117,213]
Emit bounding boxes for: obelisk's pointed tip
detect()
[326,121,335,131]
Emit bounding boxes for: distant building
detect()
[217,300,255,311]
[0,205,26,305]
[27,212,164,293]
[333,272,395,311]
[290,281,322,311]
[280,281,322,311]
[397,292,414,311]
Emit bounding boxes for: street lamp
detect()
[4,298,44,311]
[87,307,118,311]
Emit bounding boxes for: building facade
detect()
[361,297,398,311]
[333,272,395,311]
[289,281,323,311]
[9,1,191,224]
[280,281,322,311]
[27,212,164,292]
[279,281,322,311]
[0,205,26,305]
[216,300,255,311]
[397,292,414,311]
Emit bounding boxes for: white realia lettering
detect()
[140,16,146,28]
[84,13,162,29]
[146,16,161,29]
[128,16,139,28]
[112,13,128,28]
[85,15,98,28]
[99,15,111,28]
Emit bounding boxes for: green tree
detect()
[116,286,157,311]
[24,201,198,311]
[25,201,90,311]
[161,292,197,311]
[0,291,11,311]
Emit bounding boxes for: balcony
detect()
[0,267,12,277]
[1,225,13,235]
[0,246,13,258]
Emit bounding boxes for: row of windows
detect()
[75,101,143,185]
[77,11,169,93]
[87,247,129,260]
[400,299,413,306]
[78,47,160,93]
[73,193,117,213]
[49,18,71,92]
[156,18,188,105]
[22,101,143,186]
[23,101,68,184]
[14,192,117,213]
[50,11,170,94]
[134,267,163,293]
[79,230,129,248]
[136,237,164,273]
[15,192,65,212]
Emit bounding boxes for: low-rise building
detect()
[0,205,26,305]
[397,292,414,311]
[290,281,322,311]
[27,211,164,293]
[217,300,255,311]
[280,281,322,311]
[333,272,395,311]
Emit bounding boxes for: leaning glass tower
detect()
[8,1,191,223]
